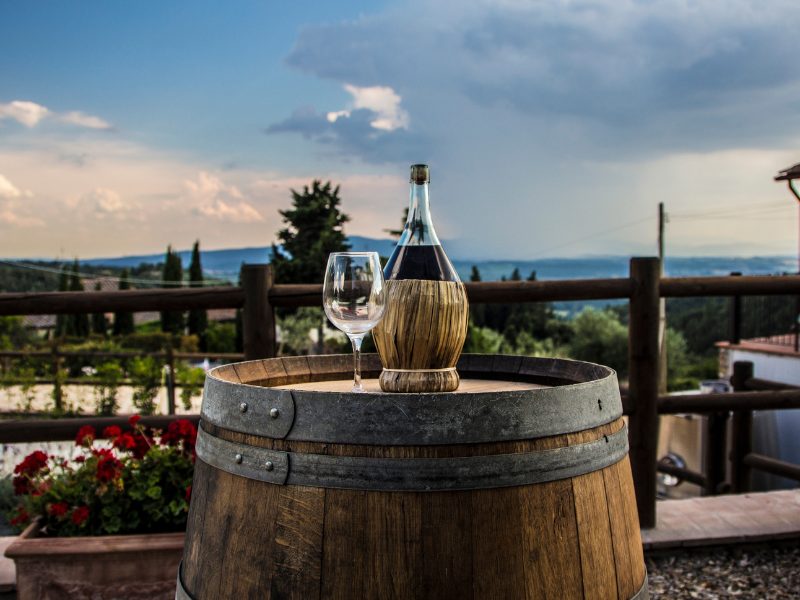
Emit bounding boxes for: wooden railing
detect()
[1,258,799,528]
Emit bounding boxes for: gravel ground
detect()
[647,543,800,599]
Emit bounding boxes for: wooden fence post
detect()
[241,264,276,360]
[729,272,742,344]
[166,344,176,415]
[628,257,661,528]
[703,411,729,495]
[730,360,754,493]
[51,343,63,412]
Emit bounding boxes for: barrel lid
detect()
[200,354,622,446]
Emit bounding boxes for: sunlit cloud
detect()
[59,111,113,130]
[0,173,42,227]
[326,84,410,131]
[186,171,264,223]
[0,101,50,128]
[0,100,111,130]
[0,173,32,199]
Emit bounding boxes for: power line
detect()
[526,215,657,259]
[0,260,231,287]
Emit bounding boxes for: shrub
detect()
[8,416,195,537]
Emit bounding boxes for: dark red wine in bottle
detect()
[383,244,459,281]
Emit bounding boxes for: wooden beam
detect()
[660,274,800,297]
[0,287,244,316]
[658,389,800,413]
[0,414,200,444]
[627,257,661,529]
[241,264,276,360]
[743,453,800,482]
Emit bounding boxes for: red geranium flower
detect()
[128,414,141,428]
[161,420,197,453]
[9,507,29,526]
[75,425,95,446]
[113,432,137,452]
[102,425,122,439]
[48,501,69,518]
[12,476,30,496]
[71,506,90,526]
[14,451,48,476]
[95,450,122,483]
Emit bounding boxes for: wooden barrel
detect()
[178,354,648,600]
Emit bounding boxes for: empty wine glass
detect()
[323,252,387,392]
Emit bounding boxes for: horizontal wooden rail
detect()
[1,274,799,316]
[744,377,799,392]
[658,389,800,414]
[743,453,800,482]
[269,278,635,308]
[0,350,244,361]
[0,414,201,444]
[0,287,244,316]
[656,462,707,487]
[660,274,800,297]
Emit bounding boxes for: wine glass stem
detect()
[351,335,364,392]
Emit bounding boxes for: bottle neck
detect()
[401,182,441,246]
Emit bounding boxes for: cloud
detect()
[282,0,800,156]
[0,173,32,199]
[186,171,264,223]
[0,99,111,130]
[327,84,410,131]
[0,101,50,127]
[267,105,425,165]
[0,173,41,227]
[59,111,112,130]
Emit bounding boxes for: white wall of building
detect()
[725,349,800,386]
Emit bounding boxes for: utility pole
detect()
[657,203,668,394]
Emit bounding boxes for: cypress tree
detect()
[68,259,90,337]
[160,245,185,334]
[91,281,107,335]
[187,240,208,350]
[113,269,135,336]
[469,265,486,328]
[270,180,350,284]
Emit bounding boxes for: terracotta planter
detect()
[5,520,184,600]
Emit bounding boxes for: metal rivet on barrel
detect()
[269,408,280,419]
[239,402,248,413]
[235,453,243,464]
[265,461,274,471]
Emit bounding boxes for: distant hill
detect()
[82,237,397,279]
[81,239,796,283]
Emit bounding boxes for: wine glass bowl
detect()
[323,252,386,392]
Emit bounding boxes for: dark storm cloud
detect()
[278,0,800,158]
[266,107,427,165]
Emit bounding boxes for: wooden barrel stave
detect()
[181,355,647,600]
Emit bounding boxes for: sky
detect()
[1,0,800,261]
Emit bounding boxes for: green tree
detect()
[270,180,350,284]
[567,308,629,376]
[68,259,90,338]
[91,282,107,336]
[503,270,554,346]
[160,246,184,334]
[113,269,135,336]
[469,265,486,328]
[187,241,208,350]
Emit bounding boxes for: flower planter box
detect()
[5,520,183,600]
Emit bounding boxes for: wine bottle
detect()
[373,164,469,393]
